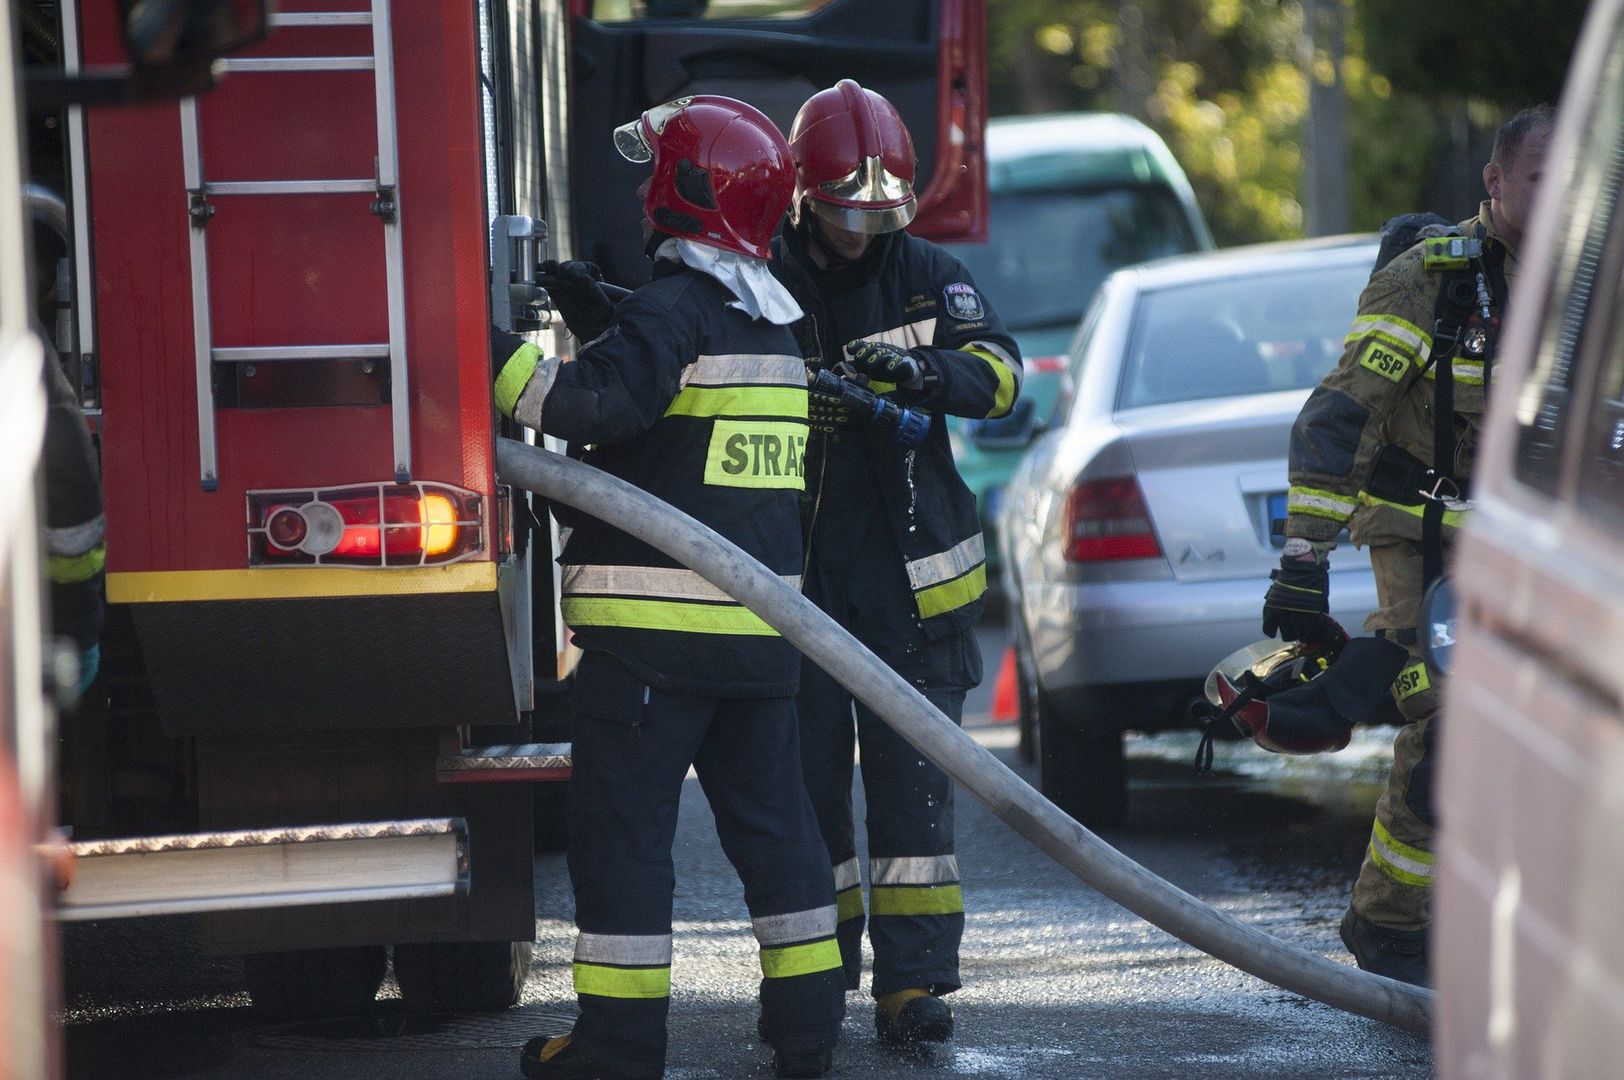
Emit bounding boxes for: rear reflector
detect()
[1063,476,1161,562]
[248,482,483,567]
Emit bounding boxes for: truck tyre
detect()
[243,946,387,1018]
[393,940,533,1013]
[1037,690,1127,828]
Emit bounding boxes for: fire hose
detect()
[496,438,1432,1034]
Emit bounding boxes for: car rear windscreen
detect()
[1117,260,1371,409]
[947,187,1198,332]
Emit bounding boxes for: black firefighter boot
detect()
[875,988,954,1046]
[519,1032,636,1080]
[1339,909,1430,987]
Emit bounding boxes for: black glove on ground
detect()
[1262,548,1331,641]
[539,259,615,342]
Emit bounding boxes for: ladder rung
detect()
[205,179,377,196]
[271,12,374,27]
[213,345,390,363]
[220,56,375,74]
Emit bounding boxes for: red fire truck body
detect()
[35,0,987,1017]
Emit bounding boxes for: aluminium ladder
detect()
[182,3,411,490]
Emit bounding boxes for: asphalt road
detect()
[62,624,1435,1079]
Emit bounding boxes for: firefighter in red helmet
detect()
[770,80,1022,1047]
[494,95,843,1080]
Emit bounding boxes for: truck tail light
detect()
[1063,476,1161,562]
[248,483,483,567]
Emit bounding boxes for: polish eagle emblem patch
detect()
[943,282,985,321]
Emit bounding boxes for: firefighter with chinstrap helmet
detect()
[494,95,844,1080]
[1263,105,1555,987]
[770,80,1022,1047]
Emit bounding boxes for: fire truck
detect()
[15,0,988,1023]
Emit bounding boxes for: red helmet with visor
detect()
[613,95,794,260]
[788,79,917,235]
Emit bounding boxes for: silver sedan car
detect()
[996,235,1382,826]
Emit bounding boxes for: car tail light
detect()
[247,482,484,567]
[1063,476,1161,562]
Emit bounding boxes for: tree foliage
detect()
[1358,0,1584,108]
[986,0,1574,246]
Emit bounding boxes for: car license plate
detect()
[1268,493,1288,547]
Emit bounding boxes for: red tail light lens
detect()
[1063,476,1161,562]
[248,483,483,567]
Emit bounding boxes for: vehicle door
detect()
[1436,2,1624,1074]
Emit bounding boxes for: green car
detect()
[945,113,1214,576]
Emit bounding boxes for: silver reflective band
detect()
[968,339,1023,388]
[850,318,937,354]
[833,857,861,892]
[681,353,807,389]
[752,905,838,947]
[47,514,107,558]
[905,535,985,591]
[575,932,674,966]
[870,854,959,887]
[565,564,800,602]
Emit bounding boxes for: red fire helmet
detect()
[613,95,795,260]
[788,79,917,235]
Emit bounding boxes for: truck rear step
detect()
[437,742,572,783]
[56,817,467,921]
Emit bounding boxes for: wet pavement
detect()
[62,629,1434,1079]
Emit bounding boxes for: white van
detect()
[1435,0,1624,1073]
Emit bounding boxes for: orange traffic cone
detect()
[991,646,1019,724]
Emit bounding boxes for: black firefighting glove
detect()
[1262,539,1332,642]
[808,369,851,433]
[845,339,932,390]
[538,259,616,342]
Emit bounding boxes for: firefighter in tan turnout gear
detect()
[494,95,844,1080]
[1264,105,1554,986]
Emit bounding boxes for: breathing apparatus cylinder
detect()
[810,369,931,449]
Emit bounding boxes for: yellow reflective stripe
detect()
[573,962,671,999]
[1347,314,1431,358]
[1421,359,1486,385]
[760,938,843,979]
[1369,819,1434,888]
[836,887,865,922]
[968,346,1016,418]
[915,564,986,619]
[1356,493,1470,528]
[108,564,497,602]
[1393,663,1431,701]
[664,385,808,420]
[561,596,779,636]
[49,544,106,585]
[870,884,964,916]
[494,342,541,418]
[867,379,898,395]
[1287,486,1356,521]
